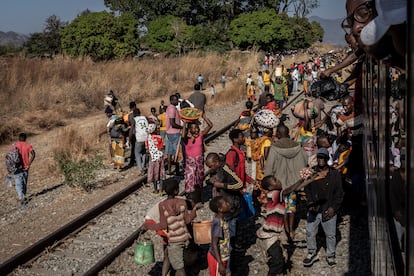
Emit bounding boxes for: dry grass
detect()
[0,43,340,150]
[52,127,97,161]
[0,51,263,144]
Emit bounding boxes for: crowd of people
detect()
[138,1,408,275]
[103,81,212,196]
[133,52,367,275]
[4,0,406,273]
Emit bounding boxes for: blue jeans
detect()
[14,170,28,200]
[166,133,180,156]
[306,212,337,257]
[134,141,146,173]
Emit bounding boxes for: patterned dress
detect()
[146,133,165,183]
[184,135,204,193]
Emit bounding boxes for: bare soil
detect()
[0,84,246,262]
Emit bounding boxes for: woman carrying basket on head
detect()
[182,113,213,203]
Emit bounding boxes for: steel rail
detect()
[0,175,147,275]
[83,94,306,274]
[84,117,240,275]
[0,115,238,275]
[1,94,305,275]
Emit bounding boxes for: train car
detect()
[361,3,411,275]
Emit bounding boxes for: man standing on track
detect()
[130,108,149,176]
[166,94,183,176]
[188,84,207,114]
[303,148,343,267]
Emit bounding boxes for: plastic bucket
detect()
[192,220,212,244]
[134,240,155,265]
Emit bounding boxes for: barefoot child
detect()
[144,178,202,276]
[258,174,318,275]
[208,196,233,276]
[145,124,165,193]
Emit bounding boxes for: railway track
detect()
[0,109,243,275]
[1,94,305,275]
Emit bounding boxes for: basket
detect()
[179,107,203,123]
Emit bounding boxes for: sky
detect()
[308,0,346,19]
[0,0,346,34]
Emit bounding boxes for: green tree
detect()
[244,0,287,13]
[310,21,324,42]
[44,15,67,54]
[23,32,49,55]
[0,43,21,56]
[105,0,249,25]
[24,15,66,56]
[286,17,322,49]
[291,0,319,18]
[104,0,322,52]
[61,12,139,60]
[104,0,320,22]
[145,15,184,54]
[104,0,193,23]
[229,10,293,50]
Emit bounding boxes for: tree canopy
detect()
[229,10,293,50]
[60,12,139,60]
[19,0,324,60]
[24,15,66,56]
[104,0,319,25]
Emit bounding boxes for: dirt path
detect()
[0,79,251,261]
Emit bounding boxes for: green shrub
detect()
[54,151,104,192]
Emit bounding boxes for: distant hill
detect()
[309,16,346,47]
[0,31,28,47]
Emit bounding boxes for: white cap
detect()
[360,0,406,46]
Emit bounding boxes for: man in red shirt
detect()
[12,133,35,206]
[225,129,253,188]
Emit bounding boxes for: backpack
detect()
[251,136,271,161]
[219,149,240,168]
[5,143,22,174]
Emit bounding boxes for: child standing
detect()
[258,174,317,275]
[144,178,202,276]
[236,100,254,137]
[182,116,213,203]
[247,81,256,102]
[145,124,165,193]
[264,94,276,111]
[211,84,216,100]
[333,141,351,176]
[208,196,233,276]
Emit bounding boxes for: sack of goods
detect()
[291,99,319,120]
[104,95,113,106]
[254,109,279,129]
[310,77,349,101]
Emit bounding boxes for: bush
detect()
[54,151,104,192]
